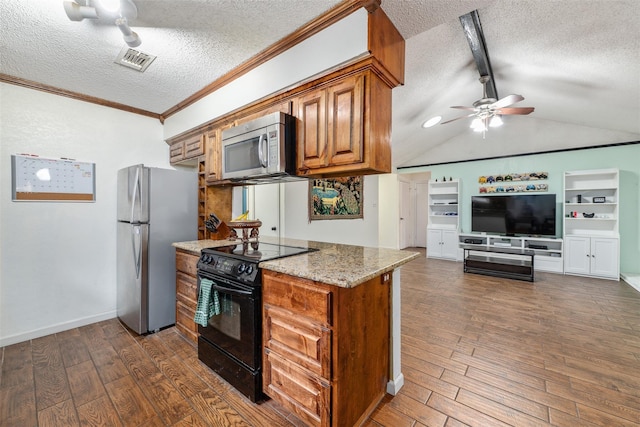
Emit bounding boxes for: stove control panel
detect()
[198,253,260,285]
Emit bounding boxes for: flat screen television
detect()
[471,194,557,237]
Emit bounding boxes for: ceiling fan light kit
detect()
[432,10,534,135]
[422,116,442,128]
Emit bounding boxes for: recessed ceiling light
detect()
[422,116,441,128]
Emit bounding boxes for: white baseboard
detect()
[386,373,405,396]
[0,310,117,347]
[621,273,640,293]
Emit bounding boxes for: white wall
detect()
[0,83,168,346]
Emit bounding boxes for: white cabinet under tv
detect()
[458,233,564,273]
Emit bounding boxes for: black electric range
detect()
[196,241,316,402]
[197,241,317,285]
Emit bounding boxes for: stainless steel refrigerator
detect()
[117,164,197,334]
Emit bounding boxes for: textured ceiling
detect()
[1,0,639,168]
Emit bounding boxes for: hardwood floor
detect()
[2,249,640,426]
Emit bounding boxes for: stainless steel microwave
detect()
[221,112,297,183]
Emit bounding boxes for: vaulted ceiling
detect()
[1,0,639,169]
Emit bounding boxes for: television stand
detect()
[461,244,535,282]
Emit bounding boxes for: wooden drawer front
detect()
[263,272,332,326]
[176,272,197,307]
[170,143,184,163]
[176,250,199,277]
[264,350,330,427]
[176,301,197,333]
[264,305,330,377]
[184,134,204,158]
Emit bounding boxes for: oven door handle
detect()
[211,283,253,296]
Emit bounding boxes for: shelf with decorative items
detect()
[478,171,549,194]
[563,168,619,280]
[427,178,460,260]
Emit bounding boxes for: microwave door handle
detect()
[258,133,268,167]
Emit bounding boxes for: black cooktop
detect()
[204,242,317,263]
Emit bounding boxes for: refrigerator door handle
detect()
[132,226,142,278]
[131,166,141,223]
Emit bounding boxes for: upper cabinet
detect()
[169,131,205,165]
[204,127,221,184]
[296,68,391,177]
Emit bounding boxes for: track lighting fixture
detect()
[63,1,98,21]
[62,1,142,47]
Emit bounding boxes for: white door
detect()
[564,236,590,275]
[399,181,412,249]
[251,183,281,238]
[591,237,619,278]
[415,182,429,247]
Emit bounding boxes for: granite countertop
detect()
[173,237,419,288]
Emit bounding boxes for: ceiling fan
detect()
[441,75,535,132]
[436,10,534,135]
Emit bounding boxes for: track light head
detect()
[116,17,141,47]
[63,1,99,21]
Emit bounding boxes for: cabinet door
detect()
[441,230,459,260]
[564,236,590,275]
[590,237,619,278]
[326,73,364,166]
[297,89,327,170]
[264,305,331,377]
[169,142,184,164]
[263,350,330,427]
[426,229,442,258]
[182,133,205,159]
[204,128,221,183]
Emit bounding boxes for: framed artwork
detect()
[309,176,363,220]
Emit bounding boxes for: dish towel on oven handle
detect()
[194,278,221,327]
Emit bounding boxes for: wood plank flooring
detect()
[3,248,640,426]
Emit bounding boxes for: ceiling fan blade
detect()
[492,94,524,109]
[450,106,477,111]
[441,113,475,125]
[495,107,535,115]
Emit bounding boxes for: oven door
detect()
[197,272,260,370]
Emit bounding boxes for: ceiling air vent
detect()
[115,47,156,72]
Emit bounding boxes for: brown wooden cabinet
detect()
[262,270,390,427]
[204,127,221,184]
[175,249,199,343]
[296,69,391,177]
[169,132,205,165]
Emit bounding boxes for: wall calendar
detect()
[11,154,96,202]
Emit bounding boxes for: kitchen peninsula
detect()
[173,237,419,426]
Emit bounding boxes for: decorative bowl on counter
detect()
[227,220,262,242]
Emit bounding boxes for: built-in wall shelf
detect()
[563,168,619,280]
[427,179,460,260]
